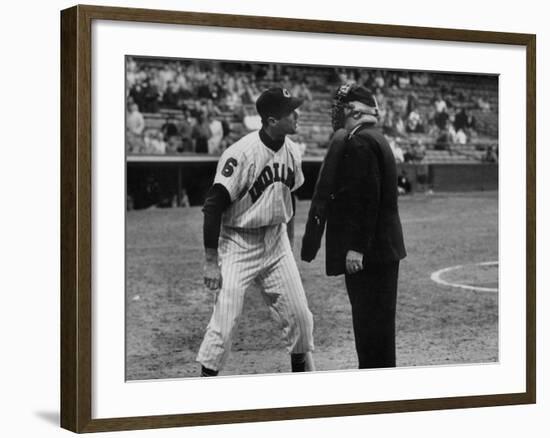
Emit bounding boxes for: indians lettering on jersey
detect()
[248,163,295,203]
[213,131,304,228]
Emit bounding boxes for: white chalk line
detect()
[430,261,498,293]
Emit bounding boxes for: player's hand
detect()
[345,250,364,274]
[204,261,222,290]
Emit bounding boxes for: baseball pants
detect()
[344,261,399,369]
[197,223,314,372]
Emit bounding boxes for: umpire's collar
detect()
[348,121,377,140]
[259,128,285,152]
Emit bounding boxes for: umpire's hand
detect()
[345,250,364,275]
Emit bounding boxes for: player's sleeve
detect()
[202,184,231,250]
[213,149,251,201]
[289,142,305,192]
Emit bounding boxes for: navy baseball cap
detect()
[256,87,303,120]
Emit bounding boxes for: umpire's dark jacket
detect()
[325,123,406,275]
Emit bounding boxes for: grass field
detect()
[126,191,498,380]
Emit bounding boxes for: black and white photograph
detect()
[2,0,545,436]
[125,56,499,380]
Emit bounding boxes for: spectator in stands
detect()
[143,129,166,154]
[161,81,183,109]
[223,73,235,94]
[393,95,408,117]
[466,108,477,127]
[148,67,162,90]
[234,75,246,97]
[281,75,293,93]
[453,107,468,132]
[476,96,491,112]
[129,82,147,111]
[252,64,268,81]
[411,72,430,87]
[434,93,447,114]
[374,87,386,110]
[126,101,146,153]
[210,75,226,101]
[382,108,396,137]
[158,63,176,94]
[483,145,498,163]
[406,92,419,116]
[264,64,275,82]
[425,107,437,134]
[207,113,225,155]
[388,137,405,163]
[292,82,313,102]
[179,111,195,152]
[454,107,477,140]
[416,113,427,134]
[243,105,262,131]
[404,139,426,163]
[443,91,455,112]
[197,77,213,100]
[243,82,261,105]
[455,89,467,103]
[388,72,400,89]
[189,100,205,119]
[221,118,231,144]
[126,132,145,154]
[161,116,182,153]
[434,108,450,131]
[205,99,222,118]
[142,79,161,113]
[406,108,422,133]
[192,110,212,154]
[455,128,467,144]
[374,70,385,89]
[175,66,192,98]
[225,88,242,111]
[398,72,411,88]
[359,70,373,89]
[392,112,407,137]
[465,112,478,139]
[126,57,138,89]
[127,102,145,136]
[337,69,351,85]
[447,106,456,126]
[465,109,477,136]
[434,120,455,155]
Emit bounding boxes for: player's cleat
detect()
[200,365,219,377]
[291,353,306,372]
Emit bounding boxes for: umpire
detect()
[302,84,406,368]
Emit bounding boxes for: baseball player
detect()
[196,87,315,377]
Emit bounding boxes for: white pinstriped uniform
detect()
[196,131,314,372]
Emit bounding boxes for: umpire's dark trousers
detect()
[344,261,399,369]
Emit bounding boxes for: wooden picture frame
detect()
[61,4,536,433]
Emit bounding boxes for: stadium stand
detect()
[125,58,499,208]
[126,57,499,165]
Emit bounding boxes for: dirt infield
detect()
[126,191,498,380]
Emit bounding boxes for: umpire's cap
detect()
[256,87,303,120]
[341,85,378,108]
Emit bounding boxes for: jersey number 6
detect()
[221,157,238,177]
